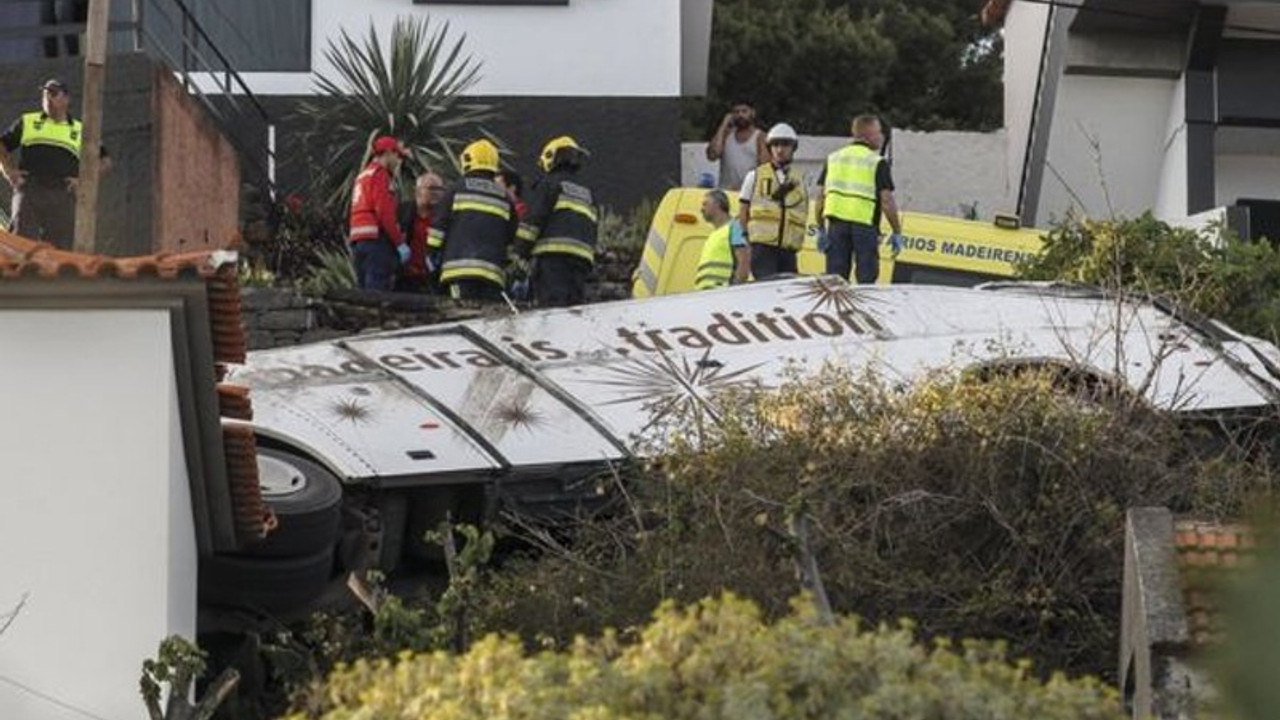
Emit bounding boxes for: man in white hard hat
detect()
[737,122,807,281]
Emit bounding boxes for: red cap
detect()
[372,136,408,157]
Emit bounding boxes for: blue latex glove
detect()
[426,251,441,273]
[815,226,830,253]
[887,232,905,256]
[396,243,412,265]
[510,278,531,302]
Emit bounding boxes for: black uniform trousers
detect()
[10,180,75,249]
[749,243,797,281]
[533,254,591,308]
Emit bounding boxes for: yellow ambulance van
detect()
[632,188,1046,298]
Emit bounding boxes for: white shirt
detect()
[739,164,793,204]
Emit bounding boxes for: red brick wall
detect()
[153,69,240,253]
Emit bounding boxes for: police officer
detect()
[517,136,598,307]
[0,78,109,249]
[738,122,807,281]
[815,114,903,284]
[428,139,517,303]
[696,189,749,290]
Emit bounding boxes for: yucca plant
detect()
[296,16,499,207]
[299,247,358,297]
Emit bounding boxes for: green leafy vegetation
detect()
[1017,213,1280,339]
[469,367,1278,683]
[284,594,1124,720]
[294,15,498,207]
[297,248,357,297]
[687,0,1003,138]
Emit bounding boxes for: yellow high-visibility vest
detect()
[21,111,82,158]
[746,163,807,251]
[823,143,880,225]
[696,223,734,290]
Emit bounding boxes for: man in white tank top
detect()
[705,99,768,191]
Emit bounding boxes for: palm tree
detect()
[296,16,499,207]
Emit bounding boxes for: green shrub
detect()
[298,247,357,297]
[283,594,1123,720]
[1017,213,1280,339]
[472,367,1278,682]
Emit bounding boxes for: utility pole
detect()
[73,0,109,254]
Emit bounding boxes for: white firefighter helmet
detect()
[765,123,799,146]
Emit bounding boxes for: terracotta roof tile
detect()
[217,384,253,421]
[1174,518,1255,646]
[0,230,235,280]
[223,424,268,542]
[980,0,1012,27]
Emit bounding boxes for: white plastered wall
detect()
[1153,77,1189,221]
[1037,75,1176,222]
[238,0,682,97]
[0,310,197,720]
[1216,154,1280,207]
[681,130,1014,221]
[1001,1,1052,210]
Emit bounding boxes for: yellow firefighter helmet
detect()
[460,139,500,174]
[538,135,589,172]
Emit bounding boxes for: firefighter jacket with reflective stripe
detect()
[823,142,881,226]
[746,163,807,251]
[517,170,598,264]
[429,173,517,287]
[349,162,405,245]
[696,223,735,290]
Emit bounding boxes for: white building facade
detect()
[194,0,713,209]
[993,0,1280,238]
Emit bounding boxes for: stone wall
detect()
[242,287,489,350]
[242,247,637,350]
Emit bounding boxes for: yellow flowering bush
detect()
[284,594,1123,720]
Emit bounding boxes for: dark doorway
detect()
[1236,198,1280,246]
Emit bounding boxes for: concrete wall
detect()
[681,130,1016,221]
[1037,75,1177,222]
[153,67,241,253]
[234,0,683,98]
[1216,153,1280,207]
[1002,1,1052,215]
[1153,78,1189,220]
[0,309,197,720]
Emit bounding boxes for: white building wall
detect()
[1216,154,1280,206]
[0,310,197,720]
[1037,75,1176,222]
[1001,1,1052,211]
[1153,78,1189,221]
[682,130,1014,221]
[240,0,682,97]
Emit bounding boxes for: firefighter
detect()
[428,139,517,303]
[696,189,749,290]
[348,135,409,290]
[737,122,807,282]
[516,136,598,307]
